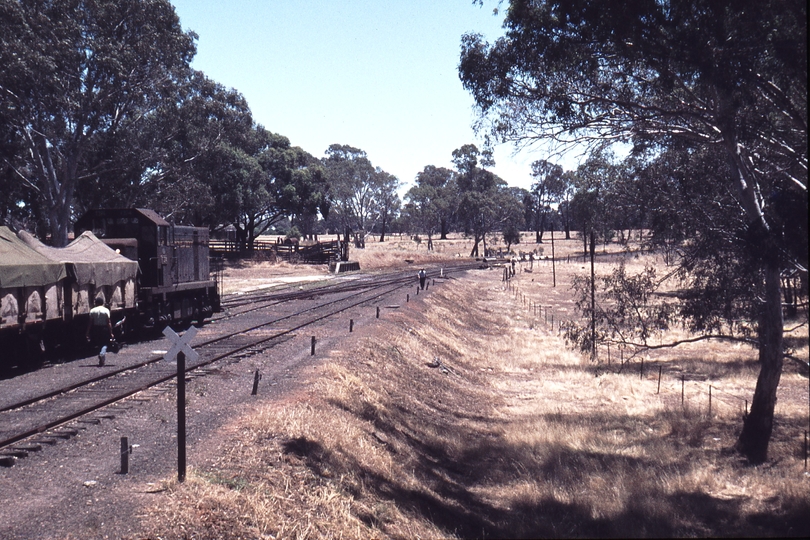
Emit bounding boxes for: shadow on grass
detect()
[589,355,761,383]
[287,403,810,538]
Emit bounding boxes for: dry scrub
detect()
[140,235,809,538]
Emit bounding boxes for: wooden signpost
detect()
[163,326,199,483]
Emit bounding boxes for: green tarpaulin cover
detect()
[18,230,138,287]
[0,226,67,288]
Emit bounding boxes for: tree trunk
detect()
[469,234,481,257]
[735,262,784,463]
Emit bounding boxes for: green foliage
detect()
[566,263,675,353]
[0,0,196,244]
[502,223,521,251]
[461,0,806,461]
[526,159,568,242]
[286,226,302,241]
[452,144,524,257]
[403,165,458,242]
[322,144,400,236]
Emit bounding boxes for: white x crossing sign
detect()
[163,326,199,363]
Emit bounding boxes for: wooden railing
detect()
[210,239,342,264]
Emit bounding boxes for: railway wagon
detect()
[18,229,139,348]
[74,208,220,331]
[0,226,67,364]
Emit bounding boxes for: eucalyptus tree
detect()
[568,150,623,255]
[214,129,329,252]
[67,71,255,228]
[322,144,399,240]
[322,145,376,233]
[0,0,196,245]
[527,159,566,243]
[503,186,527,251]
[452,144,523,257]
[262,146,330,240]
[460,0,807,462]
[374,169,400,242]
[404,165,458,249]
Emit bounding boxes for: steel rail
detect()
[0,274,420,451]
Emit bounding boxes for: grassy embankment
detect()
[141,233,809,538]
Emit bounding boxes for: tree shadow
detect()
[285,404,809,538]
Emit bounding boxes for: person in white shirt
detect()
[86,297,112,366]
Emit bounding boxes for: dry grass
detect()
[139,234,809,539]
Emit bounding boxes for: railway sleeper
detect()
[30,438,58,445]
[14,443,42,452]
[49,429,78,439]
[2,449,29,458]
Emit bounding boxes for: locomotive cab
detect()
[75,209,220,330]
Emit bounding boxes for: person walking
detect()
[86,297,113,366]
[418,268,427,290]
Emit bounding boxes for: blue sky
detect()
[170,0,569,192]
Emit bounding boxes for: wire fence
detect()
[500,271,810,469]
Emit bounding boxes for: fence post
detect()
[708,385,712,417]
[350,319,354,332]
[251,369,261,395]
[120,436,129,474]
[311,336,316,355]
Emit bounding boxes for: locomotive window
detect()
[158,226,168,246]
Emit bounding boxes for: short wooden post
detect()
[376,306,380,318]
[120,436,129,474]
[177,351,186,483]
[251,369,261,395]
[640,357,644,379]
[607,342,611,365]
[349,319,354,332]
[416,287,419,296]
[406,294,409,302]
[311,336,316,355]
[681,375,685,407]
[708,385,712,417]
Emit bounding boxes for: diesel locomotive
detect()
[74,208,220,330]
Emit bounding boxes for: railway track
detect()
[0,264,473,465]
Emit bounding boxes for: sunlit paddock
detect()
[140,232,809,539]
